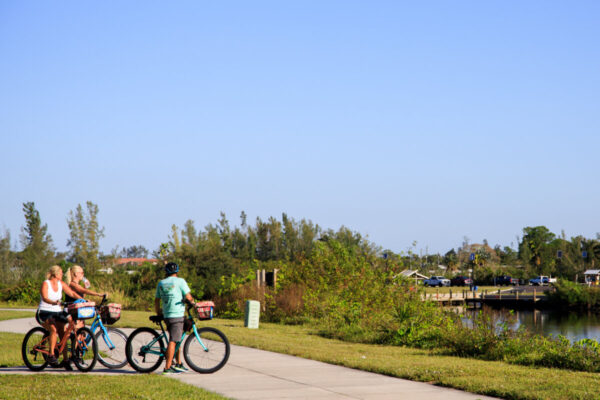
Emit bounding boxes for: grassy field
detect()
[0,310,35,321]
[0,375,229,400]
[2,308,598,399]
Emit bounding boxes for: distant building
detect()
[584,270,600,285]
[114,258,159,267]
[398,269,429,281]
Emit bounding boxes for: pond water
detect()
[466,306,600,342]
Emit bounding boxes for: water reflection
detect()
[464,307,600,342]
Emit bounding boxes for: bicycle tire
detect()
[126,327,165,373]
[22,327,50,371]
[95,327,128,369]
[72,327,98,372]
[183,327,230,373]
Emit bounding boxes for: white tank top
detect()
[38,280,62,312]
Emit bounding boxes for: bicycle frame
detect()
[36,319,77,357]
[35,308,89,359]
[143,309,210,358]
[89,313,116,350]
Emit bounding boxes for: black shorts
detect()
[165,317,185,343]
[37,310,70,325]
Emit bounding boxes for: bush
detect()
[0,280,39,305]
[547,280,600,309]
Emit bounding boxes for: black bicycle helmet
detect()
[165,262,179,275]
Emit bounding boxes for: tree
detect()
[20,202,55,279]
[120,245,149,258]
[67,201,104,272]
[443,249,458,271]
[518,226,556,274]
[0,230,17,284]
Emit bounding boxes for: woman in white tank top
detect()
[37,265,83,368]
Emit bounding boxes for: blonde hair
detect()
[46,265,63,280]
[64,265,83,285]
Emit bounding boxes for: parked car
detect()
[529,276,549,286]
[450,276,473,286]
[424,276,451,287]
[496,276,519,286]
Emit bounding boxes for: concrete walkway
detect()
[0,316,499,400]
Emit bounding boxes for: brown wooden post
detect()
[534,288,537,302]
[449,289,452,300]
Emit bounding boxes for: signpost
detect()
[244,300,260,329]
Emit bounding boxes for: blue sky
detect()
[1,1,599,255]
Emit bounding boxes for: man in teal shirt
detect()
[155,262,195,374]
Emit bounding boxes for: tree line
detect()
[1,201,599,295]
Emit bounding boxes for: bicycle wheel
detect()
[95,327,128,369]
[22,327,50,371]
[126,327,165,373]
[183,327,230,373]
[72,327,98,372]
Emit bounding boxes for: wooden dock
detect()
[425,288,550,308]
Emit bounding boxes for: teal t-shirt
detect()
[155,276,191,318]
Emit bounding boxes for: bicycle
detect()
[22,301,99,372]
[126,301,230,373]
[88,295,128,369]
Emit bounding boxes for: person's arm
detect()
[154,298,162,316]
[70,281,105,298]
[40,281,60,306]
[182,279,194,305]
[61,281,82,300]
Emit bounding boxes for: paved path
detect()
[0,315,499,400]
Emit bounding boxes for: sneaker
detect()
[162,366,182,375]
[172,363,188,373]
[47,355,59,367]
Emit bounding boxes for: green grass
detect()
[214,319,600,400]
[0,332,22,367]
[0,310,35,321]
[0,302,36,309]
[3,309,599,399]
[106,310,600,400]
[0,375,229,400]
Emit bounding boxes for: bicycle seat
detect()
[149,315,163,323]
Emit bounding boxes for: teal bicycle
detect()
[125,302,230,373]
[88,295,128,369]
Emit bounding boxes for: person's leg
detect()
[164,318,184,371]
[165,341,176,369]
[175,346,181,365]
[44,320,58,360]
[56,321,69,361]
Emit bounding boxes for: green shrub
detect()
[548,280,600,309]
[0,280,39,305]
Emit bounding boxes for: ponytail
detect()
[65,267,73,285]
[64,265,82,286]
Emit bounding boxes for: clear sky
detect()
[1,1,599,256]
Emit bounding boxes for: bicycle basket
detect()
[100,303,121,325]
[67,301,96,320]
[195,301,214,320]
